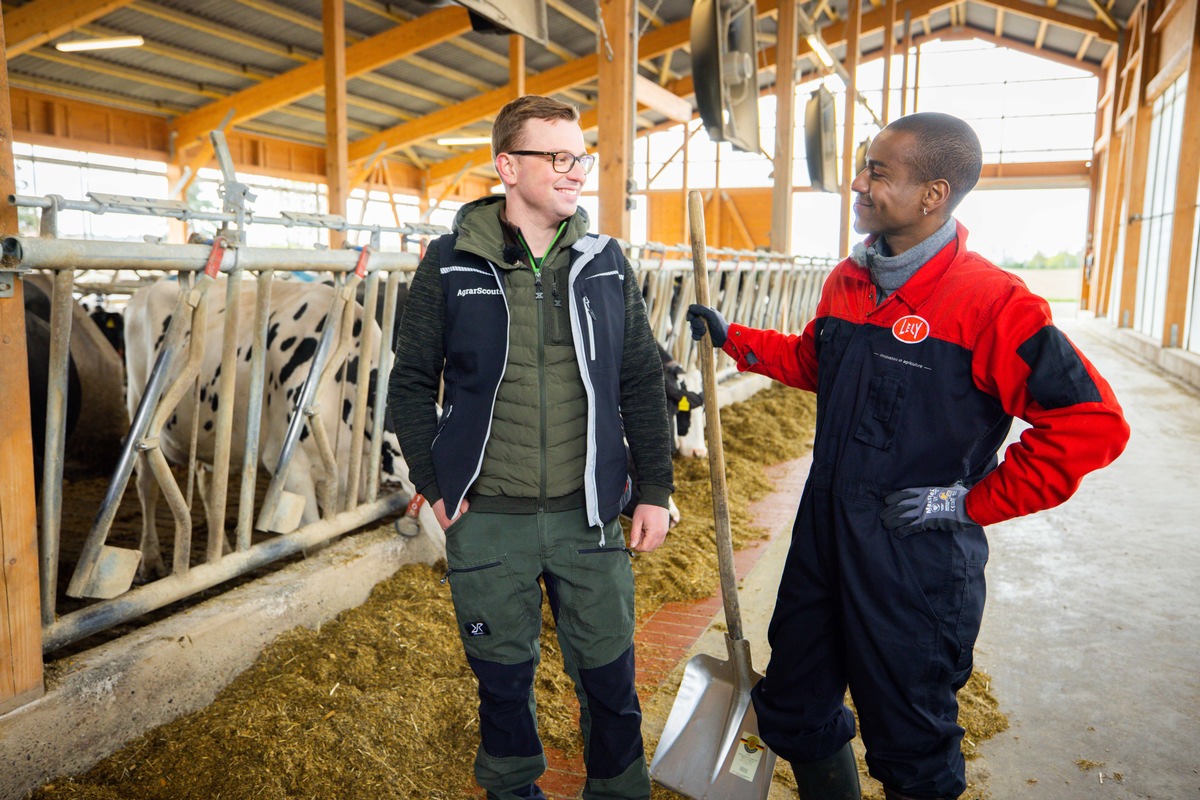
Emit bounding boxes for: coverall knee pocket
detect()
[445,554,538,663]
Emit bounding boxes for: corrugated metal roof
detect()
[3,0,1134,178]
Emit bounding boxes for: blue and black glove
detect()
[881,483,975,537]
[686,304,729,348]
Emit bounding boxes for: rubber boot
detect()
[791,742,862,800]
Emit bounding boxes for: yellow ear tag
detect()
[678,396,690,412]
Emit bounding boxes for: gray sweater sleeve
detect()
[386,239,446,505]
[619,258,675,507]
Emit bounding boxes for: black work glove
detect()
[686,304,729,348]
[881,484,974,537]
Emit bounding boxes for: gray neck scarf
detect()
[850,217,957,301]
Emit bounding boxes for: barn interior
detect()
[1,0,1199,798]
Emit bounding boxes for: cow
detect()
[123,276,441,581]
[22,275,129,475]
[22,293,82,481]
[658,344,708,459]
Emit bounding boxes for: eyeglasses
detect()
[506,150,597,175]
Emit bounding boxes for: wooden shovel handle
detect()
[688,190,744,642]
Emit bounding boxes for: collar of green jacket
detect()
[450,194,592,271]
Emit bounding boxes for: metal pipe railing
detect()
[2,236,421,273]
[43,492,412,653]
[10,186,835,658]
[8,193,446,239]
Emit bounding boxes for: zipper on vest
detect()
[582,295,597,361]
[538,269,549,511]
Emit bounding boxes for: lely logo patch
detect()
[892,315,929,344]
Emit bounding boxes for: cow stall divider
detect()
[4,199,834,659]
[5,136,449,652]
[630,241,836,380]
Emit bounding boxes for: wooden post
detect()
[771,0,798,254]
[598,0,634,241]
[838,0,862,256]
[510,34,526,98]
[1161,19,1200,347]
[882,0,897,125]
[323,0,349,250]
[900,11,912,117]
[1114,8,1153,330]
[0,3,46,715]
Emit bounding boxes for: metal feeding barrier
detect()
[5,131,447,653]
[4,128,836,655]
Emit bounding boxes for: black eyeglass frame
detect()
[506,150,597,175]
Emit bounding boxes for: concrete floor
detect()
[656,312,1200,799]
[5,310,1194,800]
[973,315,1200,799]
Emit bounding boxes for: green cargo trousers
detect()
[443,507,650,800]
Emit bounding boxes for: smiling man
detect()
[388,95,674,800]
[686,112,1129,799]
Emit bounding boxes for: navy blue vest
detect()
[433,232,631,526]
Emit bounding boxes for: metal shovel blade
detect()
[650,634,777,799]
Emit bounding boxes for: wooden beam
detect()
[169,6,472,149]
[977,159,1091,185]
[3,0,136,57]
[510,34,526,98]
[324,0,349,250]
[1160,19,1200,347]
[1081,0,1120,32]
[348,0,783,163]
[598,0,635,240]
[882,0,897,123]
[975,0,1118,41]
[931,28,1102,75]
[0,3,45,716]
[634,75,692,122]
[901,10,913,115]
[1076,32,1096,60]
[839,0,862,256]
[1115,91,1151,328]
[548,0,598,33]
[348,55,596,162]
[772,0,798,253]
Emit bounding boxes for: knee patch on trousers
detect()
[470,655,541,759]
[577,646,644,780]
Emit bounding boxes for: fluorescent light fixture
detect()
[805,34,837,69]
[437,136,493,146]
[55,35,145,52]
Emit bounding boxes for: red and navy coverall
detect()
[730,223,1129,798]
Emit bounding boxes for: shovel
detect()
[649,190,777,799]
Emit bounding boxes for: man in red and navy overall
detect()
[687,112,1129,800]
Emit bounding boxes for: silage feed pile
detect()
[33,383,1006,800]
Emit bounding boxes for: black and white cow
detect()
[658,344,708,460]
[22,275,129,475]
[22,287,82,480]
[124,276,440,580]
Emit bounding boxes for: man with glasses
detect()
[388,95,674,800]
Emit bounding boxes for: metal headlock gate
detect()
[630,241,837,377]
[2,132,835,656]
